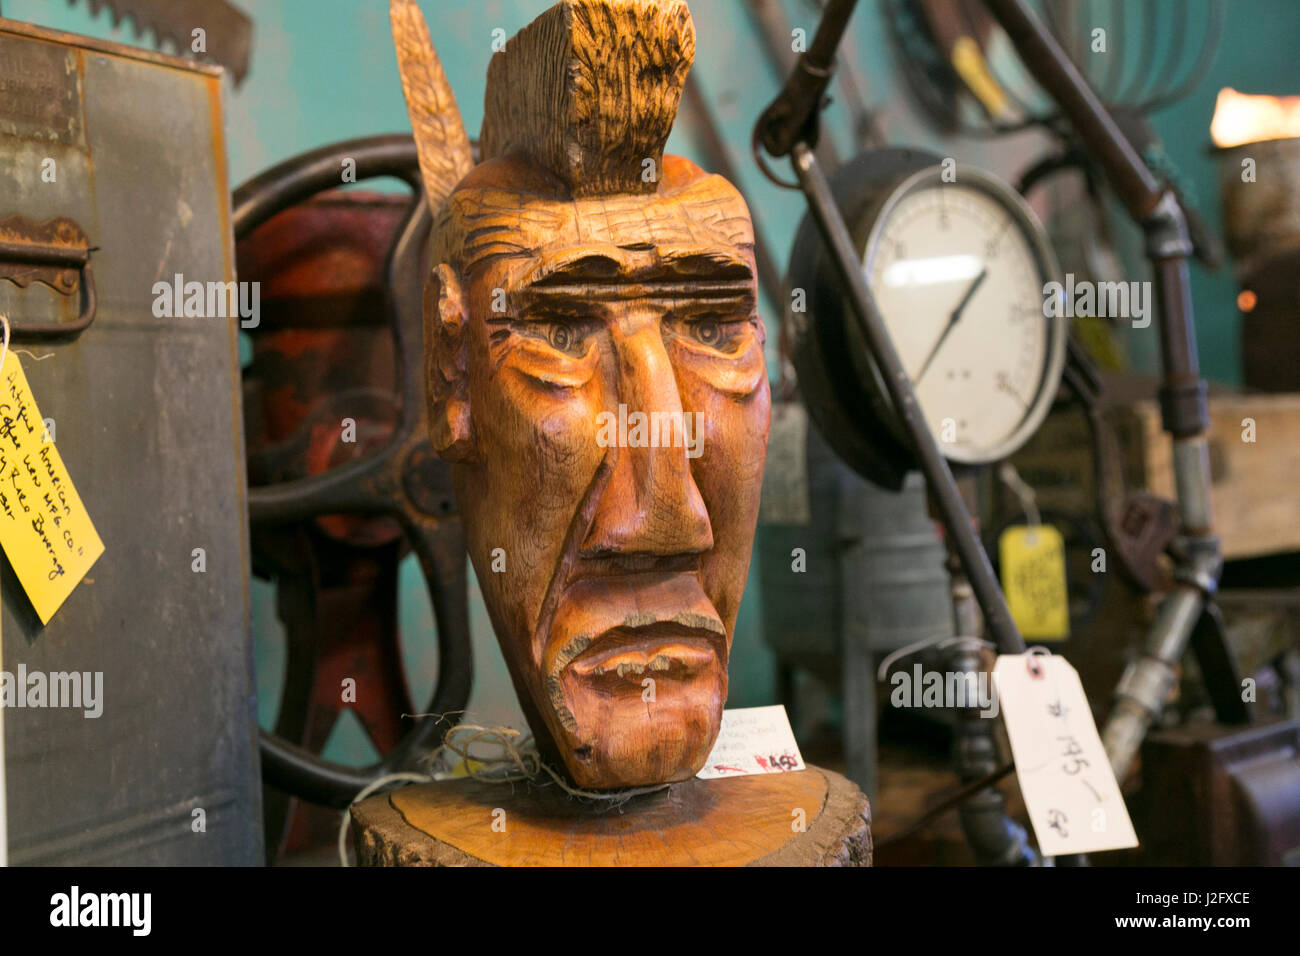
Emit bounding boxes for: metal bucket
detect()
[1214,136,1300,274]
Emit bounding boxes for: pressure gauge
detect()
[788,148,1067,488]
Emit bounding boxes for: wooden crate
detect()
[1134,393,1300,560]
[1013,389,1300,561]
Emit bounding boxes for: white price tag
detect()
[696,705,806,779]
[993,653,1138,856]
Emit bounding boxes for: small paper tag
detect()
[999,524,1069,640]
[993,653,1137,856]
[758,403,810,526]
[696,705,806,779]
[0,351,104,624]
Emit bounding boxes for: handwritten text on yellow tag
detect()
[0,350,104,624]
[999,524,1069,641]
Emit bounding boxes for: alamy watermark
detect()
[1043,273,1151,328]
[152,274,260,328]
[50,886,150,936]
[889,663,999,718]
[595,403,704,459]
[1,665,103,718]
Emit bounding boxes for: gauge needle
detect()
[914,267,988,383]
[996,371,1029,409]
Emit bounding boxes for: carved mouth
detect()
[540,571,727,733]
[567,631,720,682]
[542,571,726,680]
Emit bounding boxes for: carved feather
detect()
[390,0,475,211]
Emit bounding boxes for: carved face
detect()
[426,155,770,788]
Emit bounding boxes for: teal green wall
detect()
[9,0,1295,762]
[1144,0,1300,383]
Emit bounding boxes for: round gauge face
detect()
[863,168,1064,464]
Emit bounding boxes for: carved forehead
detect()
[432,154,755,277]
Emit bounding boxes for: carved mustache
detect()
[542,570,726,683]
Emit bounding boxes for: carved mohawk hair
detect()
[479,0,696,198]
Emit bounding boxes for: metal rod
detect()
[755,0,860,159]
[982,0,1223,780]
[790,141,1025,655]
[982,0,1163,219]
[746,0,841,169]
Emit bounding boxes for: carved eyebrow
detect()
[527,250,753,285]
[505,298,602,322]
[528,253,625,284]
[670,297,758,317]
[520,282,755,308]
[519,254,756,306]
[659,250,755,280]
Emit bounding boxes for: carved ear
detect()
[390,0,475,212]
[423,262,475,462]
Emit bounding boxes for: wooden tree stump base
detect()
[351,764,871,866]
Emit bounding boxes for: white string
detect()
[876,634,997,682]
[334,722,673,866]
[336,771,432,867]
[998,461,1041,542]
[0,314,55,365]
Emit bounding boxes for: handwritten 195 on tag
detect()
[993,653,1137,856]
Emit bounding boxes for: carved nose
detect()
[581,326,713,558]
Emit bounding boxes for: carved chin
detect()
[533,570,731,788]
[547,649,728,789]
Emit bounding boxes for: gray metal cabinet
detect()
[0,19,261,864]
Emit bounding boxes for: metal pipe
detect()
[1172,436,1214,533]
[755,0,860,159]
[982,0,1223,782]
[982,0,1163,218]
[947,633,1038,865]
[1102,586,1203,775]
[746,0,841,169]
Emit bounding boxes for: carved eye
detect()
[547,323,573,351]
[693,320,721,346]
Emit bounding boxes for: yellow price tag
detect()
[0,350,104,624]
[999,524,1069,641]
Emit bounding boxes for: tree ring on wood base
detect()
[350,763,871,866]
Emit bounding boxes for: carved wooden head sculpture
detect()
[392,0,770,788]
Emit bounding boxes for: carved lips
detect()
[539,569,728,786]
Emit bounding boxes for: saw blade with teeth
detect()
[64,0,252,85]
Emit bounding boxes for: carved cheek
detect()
[667,328,767,396]
[462,333,608,644]
[495,339,603,455]
[667,333,770,455]
[480,338,607,532]
[683,357,769,524]
[669,336,771,632]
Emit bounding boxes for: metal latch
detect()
[0,214,98,340]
